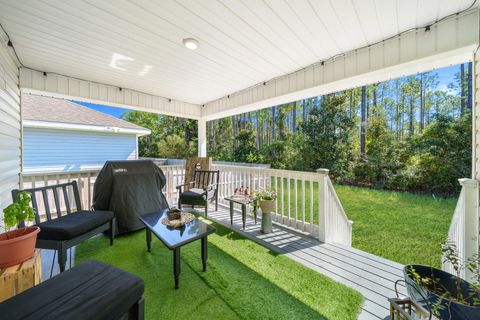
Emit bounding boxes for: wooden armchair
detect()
[176,170,220,218]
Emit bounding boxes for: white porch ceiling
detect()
[0,0,476,107]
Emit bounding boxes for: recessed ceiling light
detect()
[182,38,199,50]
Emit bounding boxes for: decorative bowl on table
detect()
[162,208,195,228]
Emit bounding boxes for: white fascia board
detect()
[23,119,151,136]
[202,8,480,121]
[19,68,202,120]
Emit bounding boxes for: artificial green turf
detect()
[272,178,456,267]
[76,217,363,320]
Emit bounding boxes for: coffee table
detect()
[138,210,216,289]
[224,196,257,229]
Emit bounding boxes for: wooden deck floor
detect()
[208,206,407,320]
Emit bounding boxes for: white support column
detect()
[471,49,480,180]
[316,168,329,243]
[198,118,207,157]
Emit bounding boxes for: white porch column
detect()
[198,118,207,157]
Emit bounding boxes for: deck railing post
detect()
[459,178,479,281]
[316,168,329,242]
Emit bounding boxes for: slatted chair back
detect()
[192,170,220,190]
[12,181,82,227]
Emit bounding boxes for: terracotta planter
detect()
[259,200,275,213]
[0,226,40,267]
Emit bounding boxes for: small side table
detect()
[224,196,257,229]
[388,297,437,320]
[0,249,42,302]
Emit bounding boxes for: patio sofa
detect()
[12,181,115,273]
[0,260,144,320]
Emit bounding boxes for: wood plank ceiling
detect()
[0,0,475,105]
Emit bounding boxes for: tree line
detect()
[122,63,472,196]
[206,63,472,196]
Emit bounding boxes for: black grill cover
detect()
[93,160,169,234]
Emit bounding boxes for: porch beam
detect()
[202,8,480,121]
[198,118,207,157]
[19,68,202,120]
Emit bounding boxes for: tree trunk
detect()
[349,90,353,119]
[256,110,261,149]
[409,98,414,136]
[271,107,276,142]
[360,86,367,156]
[461,63,466,114]
[302,99,306,137]
[292,102,297,133]
[420,73,424,132]
[233,115,238,152]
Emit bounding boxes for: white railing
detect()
[21,163,353,246]
[20,165,185,211]
[442,179,479,281]
[324,173,353,245]
[212,165,352,246]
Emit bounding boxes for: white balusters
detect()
[21,163,353,246]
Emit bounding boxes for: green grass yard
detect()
[335,185,456,268]
[272,177,456,268]
[76,217,363,320]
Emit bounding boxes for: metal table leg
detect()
[241,204,246,229]
[229,201,234,224]
[173,247,181,289]
[146,228,152,253]
[201,236,208,272]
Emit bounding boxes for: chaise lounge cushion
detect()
[0,260,144,320]
[37,210,114,241]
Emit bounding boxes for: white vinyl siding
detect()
[0,40,21,214]
[23,128,137,173]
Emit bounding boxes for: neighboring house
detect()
[22,94,150,173]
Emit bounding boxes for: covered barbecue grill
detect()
[93,160,169,234]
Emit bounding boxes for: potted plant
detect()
[252,189,277,234]
[0,191,39,267]
[404,240,480,320]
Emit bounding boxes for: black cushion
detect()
[180,188,207,202]
[37,210,114,241]
[0,260,144,320]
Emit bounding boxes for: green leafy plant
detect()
[407,240,480,317]
[3,192,36,233]
[252,188,277,201]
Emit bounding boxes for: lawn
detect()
[272,177,456,268]
[76,216,363,320]
[335,185,456,268]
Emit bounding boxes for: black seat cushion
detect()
[0,260,144,320]
[180,188,207,202]
[37,210,114,241]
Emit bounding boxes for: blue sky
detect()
[73,101,131,118]
[74,63,463,119]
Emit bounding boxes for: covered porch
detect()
[1,1,480,319]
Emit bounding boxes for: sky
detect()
[74,63,463,119]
